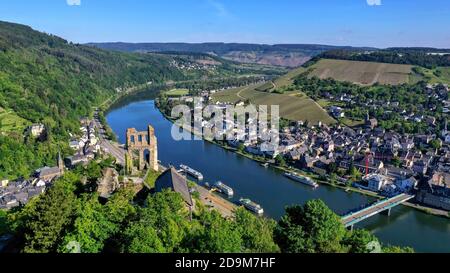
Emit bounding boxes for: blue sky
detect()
[0,0,449,48]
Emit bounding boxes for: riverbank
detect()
[154,100,450,220]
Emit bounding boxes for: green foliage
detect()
[342,229,379,253]
[21,174,80,253]
[4,161,412,254]
[275,154,287,167]
[144,169,161,189]
[59,194,116,253]
[294,73,445,135]
[0,210,9,235]
[121,190,188,253]
[234,208,280,253]
[382,245,415,253]
[0,21,187,179]
[275,200,347,253]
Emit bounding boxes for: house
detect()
[365,173,389,192]
[395,177,418,193]
[27,123,45,138]
[37,167,63,182]
[413,160,428,175]
[365,113,378,130]
[155,167,194,210]
[416,173,450,211]
[65,154,89,167]
[36,152,64,182]
[330,106,345,118]
[1,180,8,187]
[69,140,82,150]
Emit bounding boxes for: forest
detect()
[0,159,413,254]
[310,49,450,69]
[0,21,259,179]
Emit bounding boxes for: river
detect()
[106,91,450,253]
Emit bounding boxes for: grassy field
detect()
[308,59,417,85]
[255,67,306,92]
[0,107,30,134]
[164,88,189,97]
[415,66,450,85]
[212,84,336,125]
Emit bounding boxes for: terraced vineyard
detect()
[308,59,418,85]
[212,83,336,125]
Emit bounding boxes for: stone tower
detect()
[126,125,158,171]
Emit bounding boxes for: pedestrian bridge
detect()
[342,193,415,229]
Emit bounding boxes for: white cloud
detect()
[67,0,81,6]
[367,0,381,6]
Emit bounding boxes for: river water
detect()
[106,92,450,253]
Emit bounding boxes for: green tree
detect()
[275,154,286,167]
[275,200,347,253]
[342,229,379,253]
[59,194,118,253]
[383,245,415,253]
[120,190,189,253]
[185,210,242,253]
[21,175,79,253]
[234,208,280,253]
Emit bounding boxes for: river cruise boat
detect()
[180,164,204,180]
[239,198,264,215]
[213,181,234,197]
[284,172,319,188]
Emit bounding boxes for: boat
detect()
[213,181,234,197]
[239,198,264,215]
[284,172,319,188]
[180,164,204,180]
[261,163,269,168]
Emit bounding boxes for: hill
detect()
[0,21,265,179]
[87,42,375,68]
[307,59,417,85]
[212,67,336,125]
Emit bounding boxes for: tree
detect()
[119,190,189,253]
[234,208,280,253]
[21,174,79,253]
[237,143,245,152]
[184,210,243,253]
[59,194,119,253]
[429,139,442,150]
[383,245,415,253]
[274,200,347,253]
[275,154,286,167]
[342,229,379,253]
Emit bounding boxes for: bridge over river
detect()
[342,194,415,229]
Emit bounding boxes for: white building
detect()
[365,173,389,192]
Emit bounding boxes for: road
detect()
[93,111,126,165]
[342,194,414,226]
[194,184,237,218]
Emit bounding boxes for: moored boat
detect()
[284,172,319,188]
[180,164,204,180]
[239,198,264,215]
[213,181,234,197]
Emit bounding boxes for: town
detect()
[0,119,100,209]
[159,82,450,214]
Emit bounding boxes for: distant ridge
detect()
[86,42,377,67]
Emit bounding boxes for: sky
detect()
[0,0,449,48]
